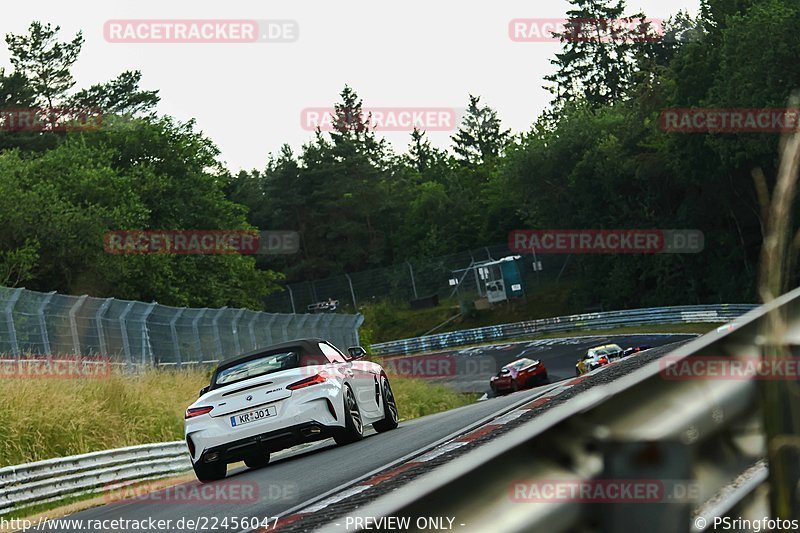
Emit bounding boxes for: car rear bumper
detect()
[194,421,340,465]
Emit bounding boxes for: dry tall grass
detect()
[0,369,474,467]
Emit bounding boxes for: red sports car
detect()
[490,358,548,395]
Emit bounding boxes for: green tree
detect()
[5,22,83,109]
[544,0,659,107]
[451,95,511,166]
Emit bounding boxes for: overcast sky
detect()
[2,0,699,173]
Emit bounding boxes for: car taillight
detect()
[185,406,213,419]
[287,374,327,390]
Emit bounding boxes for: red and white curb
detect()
[264,375,600,531]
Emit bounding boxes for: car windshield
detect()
[215,350,299,386]
[510,359,533,369]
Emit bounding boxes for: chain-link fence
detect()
[0,286,363,369]
[264,244,575,313]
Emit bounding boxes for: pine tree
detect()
[544,0,658,108]
[451,95,510,166]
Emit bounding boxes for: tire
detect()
[373,376,399,433]
[193,460,226,483]
[334,386,364,445]
[244,451,270,470]
[511,381,519,392]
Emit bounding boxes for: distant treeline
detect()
[1,0,798,311]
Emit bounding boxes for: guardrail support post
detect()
[68,295,88,356]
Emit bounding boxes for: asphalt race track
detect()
[406,334,697,393]
[39,334,694,533]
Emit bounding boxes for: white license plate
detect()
[230,406,276,427]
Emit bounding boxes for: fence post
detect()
[192,309,208,363]
[4,287,23,358]
[248,312,259,349]
[232,308,245,355]
[470,253,483,297]
[38,291,55,355]
[287,286,296,314]
[345,274,358,309]
[141,302,157,367]
[354,314,365,346]
[280,315,290,341]
[95,298,113,358]
[119,301,135,371]
[264,313,278,346]
[308,313,325,337]
[406,262,418,300]
[68,295,88,356]
[293,314,310,339]
[170,308,184,368]
[211,307,227,359]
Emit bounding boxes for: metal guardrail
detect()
[370,304,756,355]
[0,442,190,515]
[333,290,800,532]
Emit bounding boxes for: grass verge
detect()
[0,370,476,468]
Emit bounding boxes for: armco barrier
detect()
[0,442,189,514]
[370,304,755,356]
[325,292,800,532]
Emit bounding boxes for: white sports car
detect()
[184,338,399,482]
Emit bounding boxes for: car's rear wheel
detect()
[334,386,363,445]
[244,450,270,469]
[373,376,399,433]
[193,460,226,483]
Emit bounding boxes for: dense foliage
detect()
[2,0,799,311]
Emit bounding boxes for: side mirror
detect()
[347,346,367,360]
[199,385,210,397]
